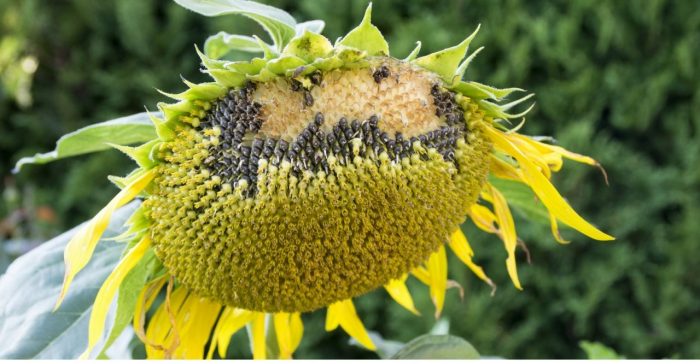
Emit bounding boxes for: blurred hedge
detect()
[1,0,699,359]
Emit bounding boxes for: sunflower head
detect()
[33,1,613,359]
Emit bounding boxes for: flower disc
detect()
[145,58,491,312]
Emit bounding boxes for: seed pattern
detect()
[199,82,467,197]
[432,84,466,127]
[144,63,492,313]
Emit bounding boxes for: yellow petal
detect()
[326,300,376,351]
[411,266,430,286]
[206,309,229,359]
[56,169,156,309]
[489,183,522,290]
[172,295,221,359]
[384,275,420,315]
[145,285,188,359]
[80,235,152,359]
[274,312,293,359]
[324,303,340,331]
[485,125,614,241]
[250,313,267,360]
[549,212,571,244]
[468,203,498,234]
[289,312,304,353]
[134,275,168,349]
[490,155,522,181]
[508,135,554,178]
[208,308,254,359]
[426,245,448,318]
[448,229,496,294]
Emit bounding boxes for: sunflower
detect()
[47,1,613,359]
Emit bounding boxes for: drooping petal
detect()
[56,169,156,309]
[411,266,430,286]
[273,312,304,359]
[134,275,168,348]
[145,285,188,359]
[468,203,499,234]
[549,212,571,244]
[289,312,304,353]
[426,245,448,318]
[484,125,614,241]
[171,295,222,359]
[250,313,267,360]
[489,183,522,290]
[207,307,255,359]
[448,229,495,294]
[326,300,376,351]
[80,235,152,359]
[384,274,420,315]
[274,312,293,359]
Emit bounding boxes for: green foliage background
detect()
[1,0,698,359]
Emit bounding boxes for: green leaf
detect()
[392,335,480,359]
[0,203,139,359]
[403,41,422,62]
[413,25,480,83]
[173,0,297,51]
[452,81,524,101]
[13,112,158,172]
[580,341,625,359]
[282,31,333,63]
[489,176,550,225]
[349,331,404,359]
[338,3,389,56]
[204,32,263,59]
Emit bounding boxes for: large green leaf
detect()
[0,203,138,359]
[173,0,297,51]
[391,334,480,359]
[13,112,158,172]
[580,341,626,359]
